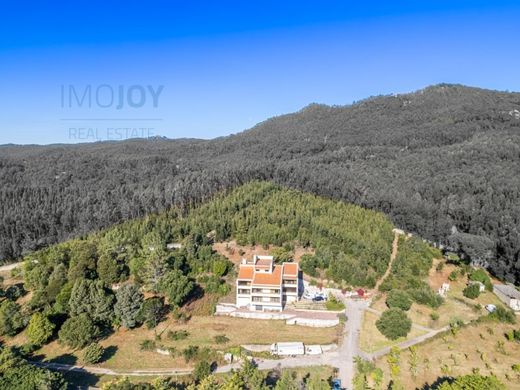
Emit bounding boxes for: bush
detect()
[376,308,412,340]
[430,312,440,321]
[463,284,481,299]
[83,343,104,364]
[386,289,412,311]
[5,284,26,301]
[26,313,55,346]
[409,287,443,308]
[0,300,25,337]
[325,294,345,311]
[193,360,212,381]
[489,305,516,324]
[448,270,459,281]
[182,345,199,363]
[167,330,189,341]
[469,269,492,291]
[58,314,99,349]
[214,335,229,344]
[139,339,156,351]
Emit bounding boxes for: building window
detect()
[237,281,251,286]
[238,289,250,295]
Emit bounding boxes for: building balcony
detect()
[251,288,280,295]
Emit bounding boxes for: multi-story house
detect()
[236,255,300,312]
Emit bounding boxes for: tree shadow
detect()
[420,376,453,390]
[100,345,118,363]
[63,370,101,388]
[47,353,78,365]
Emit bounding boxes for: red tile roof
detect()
[237,266,254,280]
[252,265,283,286]
[282,263,298,278]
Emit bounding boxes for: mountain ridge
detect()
[1,84,519,283]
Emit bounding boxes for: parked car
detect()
[331,378,342,390]
[485,304,497,313]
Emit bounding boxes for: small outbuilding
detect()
[493,284,520,311]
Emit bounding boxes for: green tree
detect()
[275,371,300,390]
[26,312,55,346]
[67,240,98,282]
[0,346,67,390]
[376,308,412,340]
[114,283,144,328]
[212,259,230,277]
[386,290,412,311]
[83,343,104,364]
[387,347,402,388]
[307,371,331,389]
[408,346,419,381]
[139,297,165,329]
[69,279,115,323]
[141,232,169,291]
[0,300,25,337]
[193,360,212,382]
[436,374,505,389]
[463,284,481,299]
[54,282,73,314]
[58,314,100,349]
[97,253,124,285]
[158,270,194,307]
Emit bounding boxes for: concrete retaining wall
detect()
[286,317,339,327]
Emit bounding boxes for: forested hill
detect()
[1,84,520,282]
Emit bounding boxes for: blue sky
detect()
[0,1,519,145]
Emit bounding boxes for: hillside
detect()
[1,84,520,282]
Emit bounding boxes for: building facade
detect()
[236,255,300,312]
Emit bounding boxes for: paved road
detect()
[27,229,452,389]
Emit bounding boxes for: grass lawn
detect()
[359,311,427,353]
[370,260,505,331]
[65,365,337,389]
[35,315,340,371]
[373,321,520,389]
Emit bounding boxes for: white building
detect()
[493,284,520,311]
[236,255,300,312]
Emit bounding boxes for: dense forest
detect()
[0,182,435,388]
[1,84,520,282]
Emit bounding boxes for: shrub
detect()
[0,300,25,337]
[409,287,443,308]
[448,270,459,281]
[5,284,26,301]
[193,360,212,381]
[214,335,229,344]
[489,306,516,324]
[182,345,199,363]
[83,343,104,364]
[325,294,346,311]
[26,313,55,346]
[469,269,492,291]
[139,339,156,351]
[212,259,230,277]
[167,330,189,341]
[376,308,412,340]
[58,314,99,349]
[463,284,481,299]
[386,290,412,311]
[430,312,440,321]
